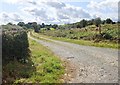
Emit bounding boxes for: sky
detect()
[0,0,119,25]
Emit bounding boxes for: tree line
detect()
[58,18,117,29]
[7,17,118,32]
[17,22,58,32]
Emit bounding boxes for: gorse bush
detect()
[2,25,29,63]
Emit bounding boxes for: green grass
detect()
[31,31,118,49]
[14,39,64,83]
[3,38,64,84]
[51,37,118,49]
[35,24,119,49]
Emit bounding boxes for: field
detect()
[38,24,119,49]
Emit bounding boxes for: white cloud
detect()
[1,0,118,25]
[21,1,91,24]
[4,0,26,4]
[87,0,118,21]
[0,12,23,24]
[87,0,118,11]
[45,2,66,9]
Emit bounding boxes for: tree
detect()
[87,19,94,25]
[41,23,45,28]
[76,22,81,28]
[7,22,13,25]
[52,24,58,29]
[32,22,39,33]
[101,20,106,24]
[94,18,102,34]
[80,19,87,28]
[17,22,25,27]
[94,17,101,26]
[105,18,113,24]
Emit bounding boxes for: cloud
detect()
[57,5,91,19]
[87,0,118,11]
[1,0,118,25]
[0,12,23,24]
[45,2,66,9]
[27,1,37,5]
[4,0,26,4]
[57,13,69,19]
[12,14,23,22]
[87,0,118,21]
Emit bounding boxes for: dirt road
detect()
[29,34,118,83]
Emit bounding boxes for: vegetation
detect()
[17,22,58,32]
[31,24,119,49]
[30,30,118,49]
[39,24,119,42]
[14,39,64,83]
[2,17,119,84]
[2,24,29,64]
[2,24,30,83]
[2,25,64,84]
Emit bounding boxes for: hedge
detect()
[2,25,29,63]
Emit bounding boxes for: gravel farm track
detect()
[29,33,118,83]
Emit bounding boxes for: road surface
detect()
[29,34,118,83]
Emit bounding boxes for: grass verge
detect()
[4,38,65,84]
[51,37,118,49]
[31,31,118,49]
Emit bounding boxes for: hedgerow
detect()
[2,25,29,64]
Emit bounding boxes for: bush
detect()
[101,33,112,39]
[2,25,29,64]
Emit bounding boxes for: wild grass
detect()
[51,37,118,49]
[36,24,119,49]
[3,38,64,84]
[14,39,64,83]
[30,31,118,49]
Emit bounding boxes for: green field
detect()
[34,24,119,49]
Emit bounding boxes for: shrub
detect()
[101,33,112,39]
[2,25,29,64]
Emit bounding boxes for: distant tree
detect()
[101,20,106,24]
[87,20,93,25]
[105,18,113,24]
[117,21,120,24]
[94,18,102,34]
[112,22,116,24]
[7,22,13,25]
[17,22,25,27]
[41,23,45,28]
[94,17,101,26]
[76,22,81,28]
[52,24,58,29]
[25,23,32,29]
[32,22,39,33]
[80,19,87,28]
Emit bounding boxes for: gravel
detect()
[29,35,118,83]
